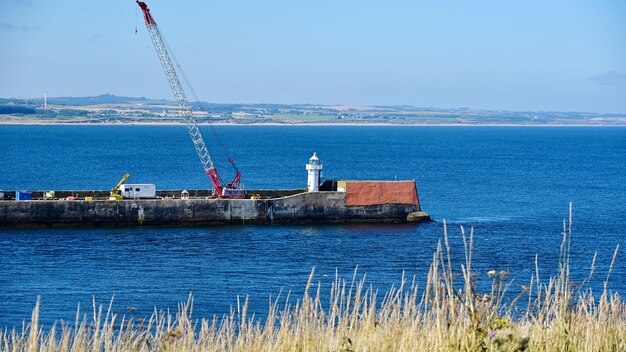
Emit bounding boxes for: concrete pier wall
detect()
[0,191,429,227]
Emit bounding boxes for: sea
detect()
[0,125,625,329]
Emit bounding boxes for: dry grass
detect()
[2,206,625,351]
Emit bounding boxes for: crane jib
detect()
[136,1,156,26]
[135,1,245,198]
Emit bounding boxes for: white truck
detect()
[119,184,156,199]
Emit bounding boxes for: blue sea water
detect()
[0,125,625,329]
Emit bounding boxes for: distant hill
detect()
[0,94,154,107]
[48,94,150,106]
[1,94,624,125]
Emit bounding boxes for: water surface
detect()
[1,125,624,328]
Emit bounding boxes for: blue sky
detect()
[1,0,625,113]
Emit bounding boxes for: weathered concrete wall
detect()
[0,192,428,227]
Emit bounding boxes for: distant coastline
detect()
[2,94,625,126]
[1,121,625,127]
[2,121,626,127]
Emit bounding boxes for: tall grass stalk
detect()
[2,208,624,351]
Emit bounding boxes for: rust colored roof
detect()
[345,181,419,207]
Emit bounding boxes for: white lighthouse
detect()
[306,152,323,192]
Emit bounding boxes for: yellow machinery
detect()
[109,173,130,200]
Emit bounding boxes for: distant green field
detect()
[1,94,625,125]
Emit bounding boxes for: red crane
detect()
[136,1,245,198]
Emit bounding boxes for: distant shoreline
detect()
[3,95,625,128]
[1,121,625,127]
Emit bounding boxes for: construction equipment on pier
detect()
[109,173,130,200]
[136,1,245,198]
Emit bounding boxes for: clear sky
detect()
[1,0,625,113]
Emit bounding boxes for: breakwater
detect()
[0,189,429,227]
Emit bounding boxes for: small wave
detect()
[445,216,514,224]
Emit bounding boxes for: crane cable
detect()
[161,36,239,173]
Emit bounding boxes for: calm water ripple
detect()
[0,125,625,328]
